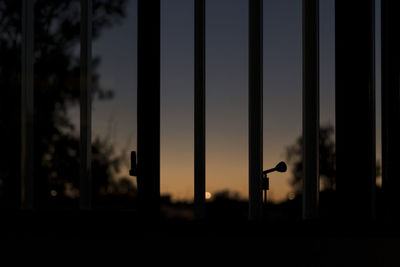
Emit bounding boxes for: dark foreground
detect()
[0,209,399,266]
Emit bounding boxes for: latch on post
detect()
[262,161,287,207]
[129,151,137,177]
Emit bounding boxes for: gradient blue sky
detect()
[76,0,382,202]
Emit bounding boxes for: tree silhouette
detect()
[286,125,336,195]
[286,124,381,196]
[0,0,132,208]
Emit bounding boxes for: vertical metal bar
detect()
[194,0,206,220]
[80,0,92,210]
[381,0,400,223]
[137,0,161,219]
[302,0,319,220]
[21,0,34,210]
[335,0,376,220]
[248,0,263,220]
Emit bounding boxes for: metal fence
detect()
[16,0,399,222]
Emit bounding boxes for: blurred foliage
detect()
[286,125,336,194]
[286,124,381,195]
[0,0,135,208]
[286,125,337,194]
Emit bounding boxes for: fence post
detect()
[137,0,161,219]
[302,0,319,220]
[248,0,263,220]
[381,0,400,223]
[335,0,376,220]
[80,0,93,210]
[194,0,206,220]
[21,0,34,210]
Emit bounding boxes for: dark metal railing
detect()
[381,0,400,222]
[335,0,376,220]
[80,0,93,210]
[17,0,391,223]
[194,0,206,220]
[137,0,161,219]
[302,0,319,220]
[21,0,34,210]
[248,0,264,220]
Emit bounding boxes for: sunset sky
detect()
[71,0,382,203]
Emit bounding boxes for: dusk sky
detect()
[68,0,382,202]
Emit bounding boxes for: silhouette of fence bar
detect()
[248,0,263,220]
[137,0,161,219]
[21,0,34,209]
[80,0,93,210]
[194,0,206,220]
[302,0,319,220]
[335,0,376,220]
[381,0,400,223]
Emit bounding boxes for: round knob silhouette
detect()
[274,161,287,173]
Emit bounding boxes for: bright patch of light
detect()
[205,192,212,200]
[50,190,58,197]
